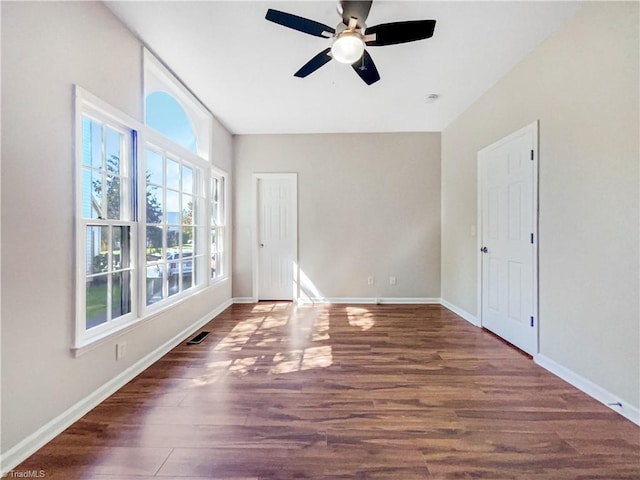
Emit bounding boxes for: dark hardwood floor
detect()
[14,303,640,479]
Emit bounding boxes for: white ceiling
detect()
[105,1,582,135]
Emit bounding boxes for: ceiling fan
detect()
[265,0,436,85]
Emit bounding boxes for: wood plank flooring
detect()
[14,303,640,479]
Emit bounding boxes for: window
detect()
[143,49,211,160]
[144,147,206,306]
[74,51,228,352]
[210,174,225,280]
[143,49,227,290]
[77,103,137,344]
[145,91,197,154]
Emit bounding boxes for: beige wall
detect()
[441,2,639,408]
[1,1,232,454]
[233,133,441,300]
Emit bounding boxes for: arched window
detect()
[143,49,211,160]
[145,91,197,153]
[140,49,226,312]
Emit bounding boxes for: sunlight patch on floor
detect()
[269,345,333,374]
[270,351,303,375]
[205,301,334,379]
[255,336,279,347]
[262,315,288,329]
[190,359,232,386]
[312,314,330,341]
[250,304,276,313]
[213,317,263,351]
[346,306,375,331]
[228,356,258,376]
[301,345,332,370]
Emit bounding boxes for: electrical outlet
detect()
[116,342,127,360]
[367,276,374,285]
[389,276,397,285]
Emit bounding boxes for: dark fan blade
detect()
[366,20,436,46]
[294,48,333,78]
[351,50,380,85]
[340,1,373,27]
[265,9,335,38]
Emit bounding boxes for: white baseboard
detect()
[378,297,440,304]
[297,297,440,305]
[440,301,639,426]
[440,299,480,326]
[535,353,640,426]
[0,298,233,475]
[232,297,257,304]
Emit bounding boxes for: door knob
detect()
[260,243,265,248]
[481,246,488,253]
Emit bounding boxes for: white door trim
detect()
[476,121,539,354]
[252,173,298,302]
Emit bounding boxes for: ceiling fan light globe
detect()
[331,32,365,64]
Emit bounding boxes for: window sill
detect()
[71,277,229,357]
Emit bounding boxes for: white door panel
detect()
[479,123,537,354]
[257,175,297,300]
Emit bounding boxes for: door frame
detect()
[251,172,299,302]
[476,121,539,354]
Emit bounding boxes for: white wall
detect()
[233,133,441,301]
[441,2,639,409]
[1,1,232,455]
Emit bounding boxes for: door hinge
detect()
[530,316,534,327]
[530,149,534,161]
[530,233,534,244]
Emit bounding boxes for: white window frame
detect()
[75,87,142,349]
[210,169,228,282]
[140,131,210,314]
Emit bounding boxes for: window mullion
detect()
[207,170,212,283]
[122,133,130,222]
[106,225,113,323]
[178,162,183,292]
[102,125,108,221]
[137,134,147,315]
[162,153,168,300]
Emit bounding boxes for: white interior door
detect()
[256,174,297,300]
[479,123,538,355]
